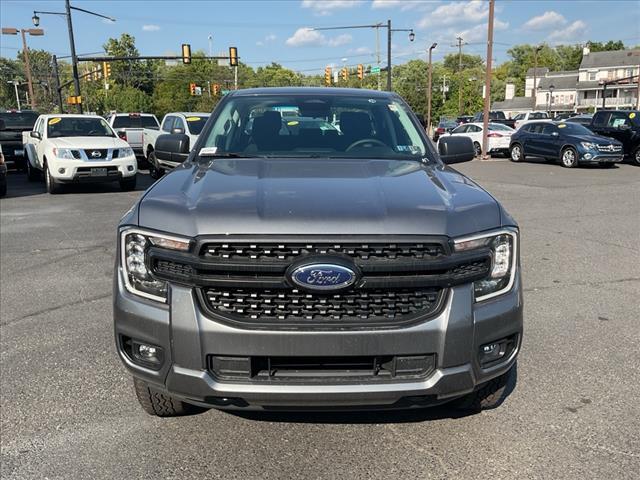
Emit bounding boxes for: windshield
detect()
[201,94,430,160]
[488,123,514,131]
[557,123,594,135]
[112,115,159,129]
[47,117,115,138]
[0,112,39,129]
[185,116,209,134]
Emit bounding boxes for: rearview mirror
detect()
[172,127,185,135]
[438,135,475,165]
[30,131,41,139]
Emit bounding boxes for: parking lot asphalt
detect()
[1,159,639,479]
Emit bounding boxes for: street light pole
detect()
[427,43,437,134]
[51,55,64,113]
[7,81,21,109]
[1,27,44,109]
[548,85,555,114]
[532,45,543,101]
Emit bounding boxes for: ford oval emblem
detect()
[290,263,358,291]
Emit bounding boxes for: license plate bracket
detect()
[90,167,108,177]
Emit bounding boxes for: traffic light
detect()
[341,67,349,81]
[324,66,332,86]
[92,67,100,81]
[189,82,197,96]
[212,83,220,95]
[357,64,364,80]
[103,62,111,78]
[182,44,192,64]
[229,47,238,67]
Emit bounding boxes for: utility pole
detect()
[636,65,640,109]
[375,25,381,90]
[442,75,448,104]
[481,0,495,159]
[386,19,392,91]
[427,43,437,134]
[51,55,64,113]
[64,0,82,113]
[20,30,36,109]
[532,45,543,100]
[456,36,465,115]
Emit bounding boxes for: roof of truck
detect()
[230,87,395,98]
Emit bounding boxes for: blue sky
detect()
[1,0,639,74]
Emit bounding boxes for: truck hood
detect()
[47,136,127,149]
[137,158,502,238]
[567,134,623,146]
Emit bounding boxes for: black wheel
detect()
[148,151,164,179]
[632,147,640,166]
[473,142,481,157]
[45,163,62,194]
[453,363,517,412]
[133,377,208,417]
[0,180,6,197]
[26,160,40,182]
[119,175,137,191]
[509,143,524,162]
[560,147,579,168]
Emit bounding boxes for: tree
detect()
[103,33,154,94]
[250,63,302,87]
[443,53,484,72]
[587,40,625,52]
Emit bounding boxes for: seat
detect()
[252,111,282,150]
[339,111,373,150]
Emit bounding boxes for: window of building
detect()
[588,71,597,81]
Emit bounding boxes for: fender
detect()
[24,143,41,170]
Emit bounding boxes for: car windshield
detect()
[557,123,593,135]
[47,117,115,138]
[0,112,39,129]
[488,123,514,131]
[201,94,431,160]
[112,115,159,129]
[185,116,209,134]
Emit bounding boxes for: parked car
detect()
[509,121,623,168]
[23,114,138,193]
[512,111,551,130]
[114,87,522,416]
[456,115,474,125]
[143,112,209,178]
[0,110,39,171]
[445,122,515,157]
[0,144,6,197]
[432,119,458,142]
[472,111,516,129]
[106,112,160,158]
[553,112,578,121]
[588,110,640,166]
[562,114,593,128]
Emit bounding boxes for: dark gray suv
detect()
[114,88,523,416]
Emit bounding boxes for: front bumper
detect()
[114,267,523,410]
[49,155,137,182]
[579,152,623,164]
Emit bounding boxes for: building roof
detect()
[580,49,640,69]
[526,67,549,77]
[538,74,578,91]
[546,70,579,77]
[492,96,535,111]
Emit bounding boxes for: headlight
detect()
[119,147,135,158]
[53,148,76,159]
[580,142,596,150]
[454,228,518,302]
[120,228,191,302]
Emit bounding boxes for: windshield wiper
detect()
[197,151,262,158]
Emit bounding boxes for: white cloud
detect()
[548,20,588,43]
[285,28,352,47]
[257,34,277,47]
[347,46,373,55]
[418,1,488,29]
[523,11,567,31]
[371,0,422,11]
[301,0,364,16]
[456,18,509,43]
[142,24,160,32]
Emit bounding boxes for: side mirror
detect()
[171,127,185,135]
[30,131,41,139]
[155,133,190,164]
[415,114,426,128]
[438,135,475,165]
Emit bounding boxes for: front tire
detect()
[632,147,640,166]
[473,142,481,157]
[45,163,62,194]
[148,151,164,179]
[119,175,137,191]
[26,160,40,182]
[560,147,579,168]
[133,378,208,417]
[510,144,524,162]
[454,363,517,412]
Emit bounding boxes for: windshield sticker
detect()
[48,117,62,125]
[287,121,299,126]
[199,147,218,156]
[558,123,566,128]
[388,104,398,112]
[368,99,376,103]
[186,116,201,122]
[396,145,421,153]
[630,112,636,119]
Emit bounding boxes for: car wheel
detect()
[26,160,40,182]
[473,142,481,157]
[453,362,517,412]
[632,147,640,166]
[560,147,579,168]
[133,377,208,417]
[0,180,6,197]
[148,151,164,179]
[510,144,523,162]
[119,175,137,191]
[45,163,62,194]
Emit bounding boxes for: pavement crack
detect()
[386,424,452,476]
[524,277,640,292]
[1,293,111,327]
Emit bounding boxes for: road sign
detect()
[66,95,82,105]
[371,66,381,74]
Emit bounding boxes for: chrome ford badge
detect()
[290,264,358,291]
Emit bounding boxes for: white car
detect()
[512,111,551,130]
[23,114,137,194]
[105,112,160,157]
[443,122,515,157]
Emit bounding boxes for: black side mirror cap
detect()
[438,135,475,164]
[155,133,190,159]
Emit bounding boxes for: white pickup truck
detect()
[142,112,209,178]
[106,112,160,158]
[23,114,137,194]
[513,111,551,130]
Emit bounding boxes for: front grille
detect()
[201,287,443,326]
[202,242,446,262]
[596,144,622,152]
[83,148,109,159]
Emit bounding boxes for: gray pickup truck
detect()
[114,87,523,416]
